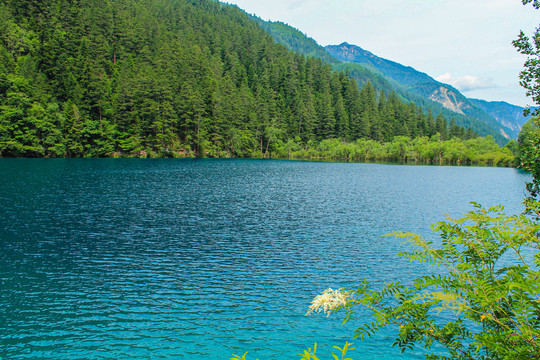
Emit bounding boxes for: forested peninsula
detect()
[0,0,515,164]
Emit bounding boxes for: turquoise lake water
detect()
[0,159,530,359]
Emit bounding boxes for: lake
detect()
[0,159,530,359]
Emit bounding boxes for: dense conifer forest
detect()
[0,0,511,162]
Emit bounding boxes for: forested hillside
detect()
[250,18,339,65]
[0,0,477,157]
[250,18,514,145]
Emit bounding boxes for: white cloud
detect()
[435,72,496,92]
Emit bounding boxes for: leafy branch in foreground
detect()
[517,119,540,216]
[298,342,355,360]
[308,204,540,359]
[231,341,355,360]
[514,0,540,214]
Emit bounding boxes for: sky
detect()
[224,0,539,107]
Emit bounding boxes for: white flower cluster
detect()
[306,288,347,316]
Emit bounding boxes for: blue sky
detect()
[225,0,539,107]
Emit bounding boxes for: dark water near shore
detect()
[0,159,529,359]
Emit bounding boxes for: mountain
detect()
[326,43,527,140]
[251,20,405,91]
[249,18,339,64]
[249,19,403,95]
[252,19,516,144]
[326,43,435,88]
[469,99,531,137]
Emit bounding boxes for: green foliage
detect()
[231,352,255,360]
[231,342,356,360]
[273,135,513,166]
[251,17,339,64]
[513,0,540,116]
[517,118,540,213]
[299,342,356,360]
[514,0,540,214]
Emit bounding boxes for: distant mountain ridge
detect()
[250,16,527,143]
[469,99,531,135]
[326,42,435,87]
